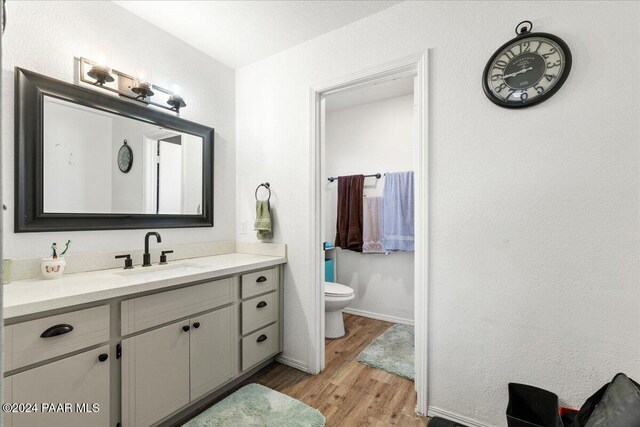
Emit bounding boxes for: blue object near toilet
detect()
[325,259,335,282]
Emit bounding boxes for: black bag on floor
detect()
[572,373,640,427]
[429,417,469,427]
[507,383,564,427]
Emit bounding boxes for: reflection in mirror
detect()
[43,96,203,215]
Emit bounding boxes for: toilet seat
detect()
[324,281,354,297]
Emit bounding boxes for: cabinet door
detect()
[190,306,234,401]
[122,320,190,427]
[6,345,110,427]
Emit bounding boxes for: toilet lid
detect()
[324,282,354,296]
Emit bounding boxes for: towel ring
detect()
[255,182,271,202]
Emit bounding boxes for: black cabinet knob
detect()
[256,301,267,308]
[182,325,190,332]
[257,334,268,343]
[40,324,74,338]
[193,322,200,329]
[98,353,109,362]
[256,276,267,283]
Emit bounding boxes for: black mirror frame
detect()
[15,67,214,232]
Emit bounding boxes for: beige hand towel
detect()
[363,196,384,253]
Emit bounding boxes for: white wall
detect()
[325,94,414,323]
[43,98,113,213]
[2,0,235,259]
[236,1,640,425]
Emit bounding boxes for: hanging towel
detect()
[382,171,414,251]
[254,200,272,240]
[335,174,364,252]
[363,197,384,253]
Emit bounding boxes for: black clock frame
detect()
[15,67,215,232]
[118,140,133,173]
[482,31,572,109]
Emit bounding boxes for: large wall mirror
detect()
[15,68,214,232]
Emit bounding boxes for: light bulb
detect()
[94,53,108,67]
[137,70,149,84]
[171,84,181,96]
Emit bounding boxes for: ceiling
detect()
[114,1,402,69]
[325,75,414,112]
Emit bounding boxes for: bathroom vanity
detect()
[6,67,285,427]
[3,253,286,427]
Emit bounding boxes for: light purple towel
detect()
[382,171,414,251]
[363,197,384,253]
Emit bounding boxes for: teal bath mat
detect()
[357,323,415,380]
[182,383,325,427]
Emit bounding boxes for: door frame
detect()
[308,51,430,415]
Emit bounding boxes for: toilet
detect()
[324,281,355,338]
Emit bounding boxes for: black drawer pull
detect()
[256,301,267,308]
[193,322,200,329]
[257,334,268,343]
[40,324,74,338]
[182,325,190,332]
[98,353,109,362]
[256,276,267,283]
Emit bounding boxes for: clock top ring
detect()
[482,21,572,108]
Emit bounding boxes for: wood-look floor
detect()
[240,314,428,426]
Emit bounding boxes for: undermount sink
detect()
[115,263,208,278]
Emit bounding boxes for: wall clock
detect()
[482,21,572,108]
[117,139,133,173]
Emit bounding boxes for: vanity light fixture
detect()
[131,80,155,100]
[167,84,187,112]
[78,57,186,114]
[86,64,114,85]
[167,85,187,113]
[167,94,186,112]
[132,70,154,100]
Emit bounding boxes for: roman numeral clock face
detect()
[482,33,572,108]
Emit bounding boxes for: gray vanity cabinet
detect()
[4,345,111,427]
[121,320,191,427]
[120,277,241,427]
[121,305,235,427]
[3,264,283,427]
[189,306,234,401]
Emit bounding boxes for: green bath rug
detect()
[357,323,415,380]
[182,383,325,427]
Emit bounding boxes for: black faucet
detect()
[143,232,162,267]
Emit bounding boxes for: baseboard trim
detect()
[343,307,414,325]
[427,406,491,427]
[275,354,309,373]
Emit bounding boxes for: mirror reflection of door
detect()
[142,129,203,215]
[158,137,182,214]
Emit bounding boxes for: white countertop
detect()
[4,253,286,319]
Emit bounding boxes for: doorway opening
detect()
[309,52,429,415]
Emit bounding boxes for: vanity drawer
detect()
[121,278,233,335]
[242,291,278,335]
[5,305,110,371]
[241,268,277,299]
[242,323,278,371]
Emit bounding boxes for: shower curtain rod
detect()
[327,173,382,183]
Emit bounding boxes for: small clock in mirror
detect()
[117,139,133,173]
[482,21,572,108]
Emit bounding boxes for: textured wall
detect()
[325,95,415,323]
[236,1,640,425]
[2,1,235,259]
